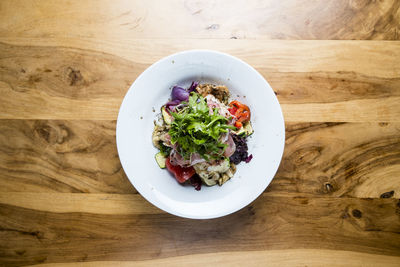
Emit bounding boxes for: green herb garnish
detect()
[169,93,235,160]
[158,141,172,156]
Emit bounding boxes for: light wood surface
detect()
[1,0,399,40]
[1,1,399,266]
[23,250,400,267]
[1,39,400,122]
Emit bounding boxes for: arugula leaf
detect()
[169,93,235,160]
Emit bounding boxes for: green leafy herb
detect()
[169,93,235,160]
[158,141,172,156]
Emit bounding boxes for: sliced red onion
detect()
[189,175,202,191]
[245,154,253,163]
[188,81,199,93]
[165,100,180,112]
[168,82,198,110]
[171,86,189,101]
[175,103,187,110]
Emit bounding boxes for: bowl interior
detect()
[116,50,285,219]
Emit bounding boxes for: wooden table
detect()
[1,1,399,266]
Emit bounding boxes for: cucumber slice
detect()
[155,152,166,169]
[232,121,253,136]
[233,126,245,136]
[161,106,172,124]
[243,121,253,136]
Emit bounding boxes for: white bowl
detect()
[116,50,285,219]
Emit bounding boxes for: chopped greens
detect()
[159,141,172,156]
[169,93,235,160]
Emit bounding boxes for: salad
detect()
[152,82,253,190]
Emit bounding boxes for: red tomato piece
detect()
[165,157,196,183]
[228,100,251,124]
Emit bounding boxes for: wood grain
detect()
[1,39,399,121]
[270,122,400,198]
[24,250,400,267]
[0,0,399,40]
[1,1,400,266]
[1,120,398,199]
[0,193,158,215]
[0,120,135,193]
[0,194,399,266]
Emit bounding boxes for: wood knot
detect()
[35,124,53,143]
[293,197,309,205]
[28,74,42,84]
[324,182,335,193]
[34,122,71,144]
[380,191,394,198]
[352,209,362,218]
[67,67,84,86]
[300,198,308,204]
